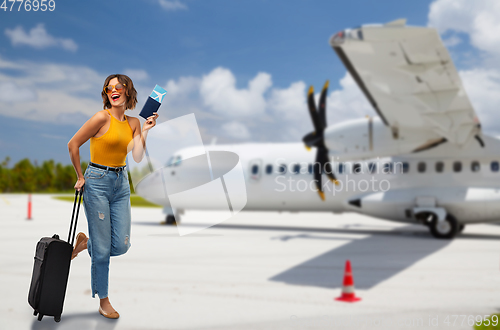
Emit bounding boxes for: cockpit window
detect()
[166,155,182,167]
[166,156,174,167]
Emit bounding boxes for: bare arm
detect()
[68,111,107,190]
[128,113,158,163]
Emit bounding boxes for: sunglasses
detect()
[104,83,127,94]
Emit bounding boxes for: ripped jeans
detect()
[83,163,131,299]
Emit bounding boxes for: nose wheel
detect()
[165,214,177,225]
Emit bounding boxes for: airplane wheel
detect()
[458,224,465,233]
[429,214,458,239]
[165,215,177,225]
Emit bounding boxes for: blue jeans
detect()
[82,164,131,299]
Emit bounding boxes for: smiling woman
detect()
[67,73,159,319]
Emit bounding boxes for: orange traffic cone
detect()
[335,260,361,302]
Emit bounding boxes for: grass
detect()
[52,194,162,208]
[474,314,500,329]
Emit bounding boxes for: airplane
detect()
[134,19,500,239]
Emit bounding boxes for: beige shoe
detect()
[71,232,88,260]
[99,306,120,319]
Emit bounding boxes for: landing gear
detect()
[415,211,459,239]
[163,207,182,226]
[165,214,177,225]
[429,214,459,239]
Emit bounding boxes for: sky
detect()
[1,0,500,165]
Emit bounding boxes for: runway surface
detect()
[1,193,500,329]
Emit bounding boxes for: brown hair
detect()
[101,74,138,110]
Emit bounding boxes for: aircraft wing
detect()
[330,19,481,146]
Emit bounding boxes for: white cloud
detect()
[5,24,78,52]
[158,0,187,11]
[268,81,307,121]
[0,56,103,124]
[327,73,375,121]
[157,67,375,141]
[443,35,462,47]
[200,67,272,117]
[427,0,500,135]
[460,68,500,133]
[428,0,500,55]
[165,76,200,98]
[222,121,251,139]
[160,76,203,118]
[0,82,37,103]
[0,54,376,142]
[123,69,149,82]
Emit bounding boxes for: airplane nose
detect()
[134,170,170,206]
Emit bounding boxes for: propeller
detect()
[302,81,338,201]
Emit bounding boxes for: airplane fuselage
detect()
[138,133,500,227]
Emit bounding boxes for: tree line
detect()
[0,157,135,193]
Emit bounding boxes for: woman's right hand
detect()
[74,177,85,192]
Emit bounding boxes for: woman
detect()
[67,74,158,319]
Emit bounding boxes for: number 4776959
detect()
[1,0,56,11]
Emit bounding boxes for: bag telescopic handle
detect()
[68,189,83,246]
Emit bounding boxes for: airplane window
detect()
[392,162,406,174]
[402,162,409,173]
[453,161,462,172]
[491,161,499,172]
[292,164,301,174]
[417,162,426,173]
[338,163,344,174]
[251,164,259,175]
[383,163,392,174]
[368,162,376,174]
[353,163,362,174]
[435,162,444,173]
[322,163,329,174]
[265,164,273,174]
[278,164,287,174]
[308,164,313,174]
[471,161,480,172]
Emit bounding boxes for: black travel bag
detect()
[28,190,83,322]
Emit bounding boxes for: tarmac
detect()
[1,193,500,330]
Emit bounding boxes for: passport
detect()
[139,85,167,120]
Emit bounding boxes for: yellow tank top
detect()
[90,109,134,167]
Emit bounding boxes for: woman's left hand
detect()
[143,112,159,132]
